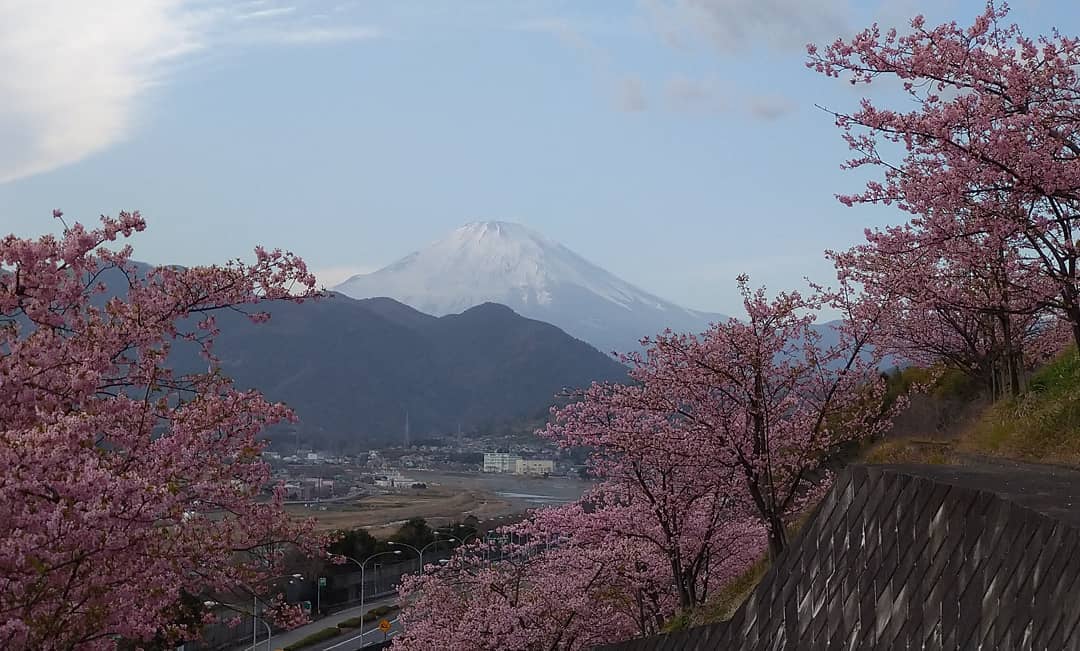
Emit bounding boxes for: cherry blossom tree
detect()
[394,278,888,647]
[553,278,892,559]
[808,2,1080,348]
[829,218,1051,398]
[516,504,681,636]
[540,379,765,609]
[394,365,766,649]
[393,538,658,651]
[393,491,760,651]
[0,212,327,650]
[391,449,761,650]
[394,371,768,649]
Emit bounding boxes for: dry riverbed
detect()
[285,470,590,534]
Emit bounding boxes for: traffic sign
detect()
[318,577,326,587]
[378,619,391,633]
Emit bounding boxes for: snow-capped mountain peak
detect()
[334,221,723,354]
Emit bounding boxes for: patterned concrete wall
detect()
[599,465,1080,651]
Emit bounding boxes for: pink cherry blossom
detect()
[553,277,894,558]
[0,213,329,649]
[809,2,1080,353]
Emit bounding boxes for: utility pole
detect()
[404,410,410,449]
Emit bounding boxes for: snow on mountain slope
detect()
[333,221,724,355]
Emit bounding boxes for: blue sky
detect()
[0,0,1071,315]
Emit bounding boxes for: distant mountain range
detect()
[28,262,627,448]
[187,294,628,448]
[155,294,621,448]
[334,221,725,356]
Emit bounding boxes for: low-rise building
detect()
[514,459,554,476]
[373,472,411,488]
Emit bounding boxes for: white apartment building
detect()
[483,452,521,473]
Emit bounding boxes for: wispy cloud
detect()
[244,25,382,45]
[0,0,205,183]
[0,1,381,184]
[235,6,298,21]
[645,0,849,53]
[519,14,801,119]
[514,17,648,114]
[639,1,832,120]
[663,76,796,120]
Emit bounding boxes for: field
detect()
[284,470,589,534]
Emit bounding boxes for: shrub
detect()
[336,616,364,629]
[283,627,342,650]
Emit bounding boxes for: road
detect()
[304,616,401,651]
[231,594,400,651]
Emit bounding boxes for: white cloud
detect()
[645,0,849,53]
[242,25,381,45]
[235,6,298,21]
[312,265,378,289]
[0,0,205,183]
[0,1,380,184]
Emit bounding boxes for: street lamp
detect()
[204,600,272,651]
[343,550,402,645]
[445,530,482,545]
[246,573,303,650]
[389,535,450,575]
[439,531,487,565]
[439,531,480,556]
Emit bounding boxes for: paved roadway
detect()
[233,594,400,651]
[304,616,401,651]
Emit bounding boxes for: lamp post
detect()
[246,573,302,650]
[442,531,487,562]
[389,535,450,575]
[204,598,279,651]
[344,550,402,645]
[441,531,480,561]
[387,541,420,571]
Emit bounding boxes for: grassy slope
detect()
[960,347,1080,463]
[859,350,1080,467]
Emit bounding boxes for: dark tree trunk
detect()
[766,513,788,561]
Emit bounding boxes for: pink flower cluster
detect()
[393,277,894,650]
[0,213,328,649]
[810,2,1080,386]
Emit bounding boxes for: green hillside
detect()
[862,349,1080,466]
[962,348,1080,464]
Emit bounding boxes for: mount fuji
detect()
[334,221,725,355]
